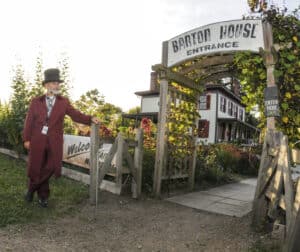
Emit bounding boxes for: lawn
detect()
[0,153,89,227]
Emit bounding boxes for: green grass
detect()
[0,153,89,227]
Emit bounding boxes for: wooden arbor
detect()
[152,53,237,197]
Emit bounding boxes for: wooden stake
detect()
[89,123,100,205]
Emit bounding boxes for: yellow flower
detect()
[282,116,289,124]
[285,92,292,99]
[293,36,298,42]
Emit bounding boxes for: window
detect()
[239,109,244,121]
[198,120,210,138]
[199,94,211,110]
[220,96,226,113]
[228,101,233,116]
[234,105,238,118]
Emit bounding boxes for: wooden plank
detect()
[115,133,124,189]
[279,135,295,237]
[294,179,300,213]
[153,78,169,197]
[255,131,281,198]
[252,130,279,230]
[98,139,118,185]
[162,41,169,67]
[89,123,100,205]
[162,174,189,180]
[265,168,283,219]
[134,128,143,198]
[100,180,121,195]
[285,203,300,252]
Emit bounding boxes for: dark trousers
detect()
[28,139,54,199]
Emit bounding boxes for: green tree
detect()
[58,52,73,99]
[74,89,105,116]
[0,101,11,148]
[29,51,44,98]
[9,64,30,153]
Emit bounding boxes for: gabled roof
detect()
[205,84,242,103]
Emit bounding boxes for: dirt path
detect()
[0,192,276,252]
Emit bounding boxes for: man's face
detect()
[45,82,61,95]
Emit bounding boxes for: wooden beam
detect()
[89,123,100,205]
[153,78,169,197]
[115,133,124,190]
[134,128,143,198]
[178,55,234,74]
[152,64,200,91]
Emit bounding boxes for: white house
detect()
[197,84,258,144]
[123,72,258,144]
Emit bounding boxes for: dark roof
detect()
[135,85,243,104]
[122,112,158,120]
[205,84,241,103]
[134,90,159,96]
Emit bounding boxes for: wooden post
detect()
[252,21,278,230]
[89,123,100,205]
[134,128,143,198]
[116,133,124,190]
[262,21,276,130]
[188,144,197,191]
[153,73,169,197]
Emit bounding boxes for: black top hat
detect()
[42,68,64,85]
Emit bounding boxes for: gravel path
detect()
[0,192,277,252]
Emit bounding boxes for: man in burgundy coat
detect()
[23,68,100,207]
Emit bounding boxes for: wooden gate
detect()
[89,124,143,204]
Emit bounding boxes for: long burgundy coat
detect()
[22,95,92,179]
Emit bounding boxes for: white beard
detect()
[48,89,61,95]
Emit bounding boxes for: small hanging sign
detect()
[264,86,280,117]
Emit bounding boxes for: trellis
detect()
[152,52,236,197]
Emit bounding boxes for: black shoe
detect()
[38,198,48,208]
[24,191,34,202]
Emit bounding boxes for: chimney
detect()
[150,72,158,91]
[232,78,241,97]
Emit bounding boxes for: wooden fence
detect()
[89,123,143,205]
[252,130,300,251]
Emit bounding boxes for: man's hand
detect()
[24,141,30,150]
[91,117,100,124]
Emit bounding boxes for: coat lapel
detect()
[48,95,62,127]
[39,95,48,123]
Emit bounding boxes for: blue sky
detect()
[0,0,298,111]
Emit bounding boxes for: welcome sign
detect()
[167,19,264,67]
[63,134,112,169]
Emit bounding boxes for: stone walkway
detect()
[166,178,257,217]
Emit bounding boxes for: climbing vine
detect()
[233,7,300,145]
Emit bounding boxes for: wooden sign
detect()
[264,86,280,117]
[166,19,264,67]
[63,134,113,169]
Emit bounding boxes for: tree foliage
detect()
[73,88,123,136]
[233,7,300,145]
[8,64,30,153]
